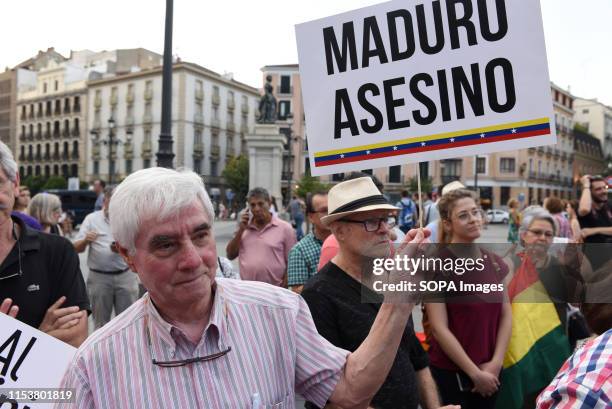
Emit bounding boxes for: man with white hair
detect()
[57,167,429,409]
[0,141,89,347]
[302,177,442,409]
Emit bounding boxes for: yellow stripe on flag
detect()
[503,282,562,368]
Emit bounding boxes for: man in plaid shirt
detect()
[537,300,612,409]
[288,190,330,294]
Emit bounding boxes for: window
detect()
[193,158,201,174]
[582,109,589,114]
[54,80,58,91]
[419,162,429,179]
[278,100,291,120]
[211,160,218,177]
[93,161,99,175]
[280,75,291,94]
[500,186,510,205]
[361,169,373,175]
[43,82,47,93]
[389,165,401,183]
[143,159,151,169]
[476,157,486,174]
[125,159,133,174]
[332,173,344,181]
[500,158,516,173]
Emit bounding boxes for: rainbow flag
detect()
[495,255,571,409]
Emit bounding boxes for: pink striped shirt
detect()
[55,278,349,409]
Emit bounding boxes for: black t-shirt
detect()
[0,216,90,329]
[578,201,612,244]
[302,262,429,409]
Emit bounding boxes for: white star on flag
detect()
[450,138,455,142]
[366,150,371,154]
[480,133,485,138]
[340,154,344,158]
[393,146,398,151]
[511,128,517,134]
[421,142,426,147]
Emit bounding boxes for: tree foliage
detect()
[222,155,249,205]
[295,171,329,199]
[43,176,67,190]
[407,176,433,195]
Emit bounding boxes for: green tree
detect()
[222,155,249,206]
[23,175,47,195]
[407,176,433,196]
[295,171,329,199]
[43,176,67,190]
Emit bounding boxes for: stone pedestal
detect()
[245,124,286,201]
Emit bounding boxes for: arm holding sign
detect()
[0,298,19,318]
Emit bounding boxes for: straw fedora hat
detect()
[321,177,398,226]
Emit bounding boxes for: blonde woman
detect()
[427,189,512,409]
[28,193,63,235]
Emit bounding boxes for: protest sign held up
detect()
[296,0,555,176]
[0,313,76,408]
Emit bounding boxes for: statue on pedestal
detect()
[257,75,277,123]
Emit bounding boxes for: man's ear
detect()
[117,243,137,272]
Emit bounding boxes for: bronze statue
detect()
[257,75,277,123]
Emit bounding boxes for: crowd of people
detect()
[0,138,610,408]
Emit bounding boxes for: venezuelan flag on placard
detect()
[495,254,571,409]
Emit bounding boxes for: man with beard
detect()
[302,177,444,409]
[578,175,612,270]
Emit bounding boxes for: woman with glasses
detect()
[28,192,64,235]
[497,207,584,408]
[425,189,512,409]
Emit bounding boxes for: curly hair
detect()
[437,189,476,243]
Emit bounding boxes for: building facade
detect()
[572,129,606,197]
[86,62,259,195]
[573,97,612,170]
[15,48,163,182]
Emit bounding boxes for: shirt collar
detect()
[145,282,229,355]
[247,214,279,232]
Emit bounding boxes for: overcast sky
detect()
[2,0,610,105]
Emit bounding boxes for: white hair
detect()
[109,167,215,253]
[0,141,18,182]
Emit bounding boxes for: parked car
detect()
[486,209,509,224]
[46,189,97,226]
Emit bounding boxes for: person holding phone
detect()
[425,189,512,409]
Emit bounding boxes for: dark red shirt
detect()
[428,250,508,371]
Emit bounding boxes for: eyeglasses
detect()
[454,209,483,222]
[311,208,328,215]
[145,300,231,368]
[527,229,554,239]
[341,216,397,232]
[0,223,23,281]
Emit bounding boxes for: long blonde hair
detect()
[437,189,476,244]
[28,193,61,227]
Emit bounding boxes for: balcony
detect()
[241,123,249,134]
[27,132,34,141]
[537,146,544,155]
[211,118,220,130]
[227,99,235,111]
[64,105,71,114]
[62,129,70,138]
[44,130,51,139]
[19,133,25,142]
[241,103,249,114]
[276,86,293,95]
[62,152,69,160]
[141,141,153,156]
[26,153,33,162]
[35,131,42,140]
[110,94,118,106]
[72,127,80,137]
[125,116,135,128]
[35,153,41,161]
[52,152,59,161]
[193,143,204,159]
[144,89,153,101]
[194,112,204,125]
[195,88,204,101]
[73,103,81,113]
[18,153,25,161]
[43,152,50,160]
[210,144,220,157]
[71,151,79,160]
[126,93,135,104]
[20,112,26,120]
[54,106,61,116]
[45,109,52,117]
[53,129,60,139]
[528,171,537,180]
[212,94,220,106]
[528,147,536,153]
[226,122,235,133]
[94,96,102,108]
[29,110,34,119]
[37,110,44,118]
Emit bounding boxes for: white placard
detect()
[0,313,76,408]
[296,0,555,176]
[67,178,80,191]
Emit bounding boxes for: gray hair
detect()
[519,206,556,242]
[0,142,18,183]
[28,193,62,226]
[247,187,270,202]
[109,167,215,253]
[103,186,114,199]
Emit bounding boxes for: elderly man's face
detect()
[336,209,396,258]
[248,195,271,223]
[124,201,218,312]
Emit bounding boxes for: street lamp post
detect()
[157,0,175,168]
[91,117,131,185]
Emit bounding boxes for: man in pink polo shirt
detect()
[226,187,296,286]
